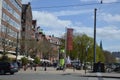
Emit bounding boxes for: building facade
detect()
[0,0,22,55]
[21,2,33,56]
[45,35,61,61]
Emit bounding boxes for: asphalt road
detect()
[0,70,120,80]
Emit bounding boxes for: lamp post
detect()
[77,41,81,64]
[85,45,89,74]
[16,32,19,62]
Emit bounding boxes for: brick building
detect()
[21,2,33,56]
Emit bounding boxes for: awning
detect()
[17,55,34,61]
[0,53,16,59]
[40,59,51,63]
[17,55,24,60]
[6,54,16,59]
[28,56,34,61]
[8,51,16,54]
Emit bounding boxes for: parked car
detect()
[0,61,19,75]
[113,66,120,72]
[56,65,64,70]
[71,60,81,70]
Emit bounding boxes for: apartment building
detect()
[21,2,33,56]
[0,0,22,55]
[45,35,61,61]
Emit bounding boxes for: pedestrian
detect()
[24,65,27,71]
[30,61,33,70]
[33,63,37,71]
[44,61,47,71]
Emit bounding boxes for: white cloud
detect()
[97,26,120,40]
[73,24,120,51]
[98,13,120,22]
[73,23,120,40]
[32,11,72,28]
[32,11,120,51]
[32,11,72,36]
[32,11,120,40]
[53,9,93,16]
[106,45,120,52]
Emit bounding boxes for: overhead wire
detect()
[32,1,120,9]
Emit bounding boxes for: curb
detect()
[81,75,120,79]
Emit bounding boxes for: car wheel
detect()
[1,70,5,75]
[10,72,14,75]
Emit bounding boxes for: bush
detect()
[33,57,40,65]
[21,57,28,65]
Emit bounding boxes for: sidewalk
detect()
[83,71,120,79]
[19,67,120,78]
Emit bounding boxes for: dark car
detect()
[113,66,120,72]
[56,65,64,70]
[0,61,18,75]
[71,60,81,70]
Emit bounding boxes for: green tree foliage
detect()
[21,57,28,65]
[33,57,40,64]
[73,33,93,63]
[62,33,105,63]
[96,45,105,62]
[73,33,105,63]
[60,33,105,63]
[100,40,103,50]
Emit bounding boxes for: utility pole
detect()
[94,8,97,63]
[16,32,19,61]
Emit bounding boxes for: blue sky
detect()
[22,0,120,52]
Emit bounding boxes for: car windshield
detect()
[12,62,18,67]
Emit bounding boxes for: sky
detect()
[22,0,120,52]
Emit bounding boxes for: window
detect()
[2,0,21,22]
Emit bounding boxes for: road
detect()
[0,67,120,80]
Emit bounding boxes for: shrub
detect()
[33,57,40,65]
[21,57,28,65]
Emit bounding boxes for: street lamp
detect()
[16,32,19,62]
[85,45,89,74]
[77,41,81,64]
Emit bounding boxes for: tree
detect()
[37,37,52,59]
[19,37,38,58]
[103,50,116,63]
[73,33,93,63]
[0,22,17,60]
[73,33,105,63]
[25,39,37,57]
[33,57,40,64]
[100,40,103,50]
[60,32,105,63]
[21,57,28,66]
